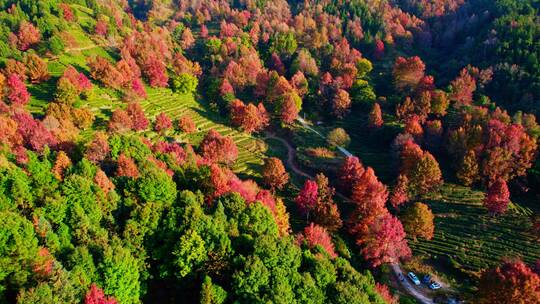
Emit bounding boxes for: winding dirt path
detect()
[265,132,312,179]
[265,131,435,304]
[390,264,434,304]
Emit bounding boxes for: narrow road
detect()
[390,264,434,304]
[265,131,435,304]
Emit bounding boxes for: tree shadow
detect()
[28,78,57,102]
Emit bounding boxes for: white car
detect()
[429,282,442,290]
[408,272,421,285]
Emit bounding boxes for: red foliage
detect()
[220,20,238,38]
[199,129,238,165]
[255,189,277,212]
[14,146,28,165]
[228,177,259,203]
[375,283,398,304]
[220,79,234,96]
[349,167,389,228]
[262,157,289,190]
[477,260,540,303]
[356,212,412,267]
[131,78,147,99]
[126,102,149,131]
[399,139,424,176]
[13,112,57,152]
[86,132,110,163]
[143,55,169,88]
[295,180,319,218]
[331,89,351,118]
[291,71,308,97]
[368,103,383,128]
[181,28,195,50]
[229,99,270,133]
[374,39,385,60]
[24,54,50,84]
[484,178,510,215]
[60,3,75,22]
[6,74,30,106]
[390,174,409,209]
[200,25,209,38]
[85,284,118,304]
[4,59,27,81]
[172,52,201,77]
[52,151,72,180]
[108,109,133,132]
[116,153,139,178]
[154,112,172,134]
[450,68,476,106]
[269,53,286,75]
[393,56,425,92]
[338,156,365,194]
[88,56,123,88]
[33,247,54,278]
[404,115,424,139]
[0,115,22,148]
[16,21,41,51]
[209,164,231,199]
[61,66,92,93]
[95,19,108,36]
[280,93,300,124]
[94,169,115,194]
[177,115,196,133]
[298,223,337,258]
[311,173,343,232]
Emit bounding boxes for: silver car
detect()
[408,272,421,285]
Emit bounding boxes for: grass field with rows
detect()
[411,184,540,275]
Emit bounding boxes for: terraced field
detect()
[29,80,266,177]
[26,38,266,179]
[411,184,540,275]
[138,88,266,176]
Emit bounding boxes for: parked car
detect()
[408,272,421,285]
[422,274,431,284]
[429,281,442,290]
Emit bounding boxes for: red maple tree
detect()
[484,178,510,215]
[477,260,540,304]
[6,74,30,106]
[199,129,238,165]
[295,180,319,219]
[154,112,172,134]
[356,212,412,267]
[85,284,118,304]
[298,223,337,258]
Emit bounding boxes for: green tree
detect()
[200,275,227,304]
[100,243,141,304]
[137,163,177,205]
[0,212,40,297]
[269,32,298,57]
[327,128,351,147]
[173,229,207,278]
[171,73,198,95]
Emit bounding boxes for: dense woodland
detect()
[0,0,539,303]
